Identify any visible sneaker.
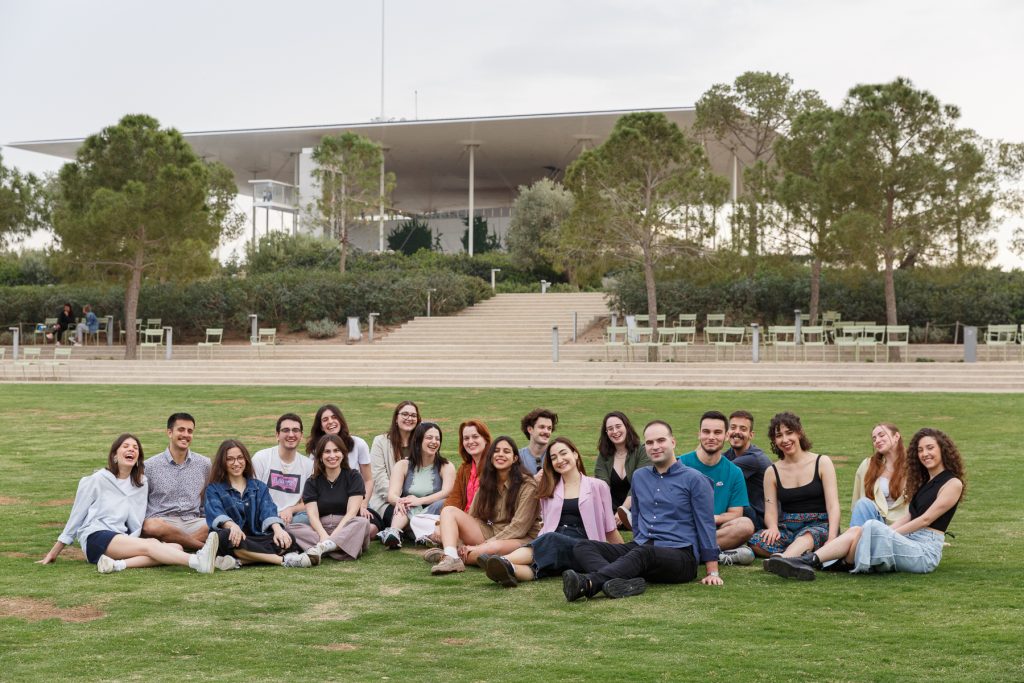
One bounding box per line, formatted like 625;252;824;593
718;546;756;566
215;555;241;571
423;547;445;564
282;552;313;568
475;552;494;568
377;528;402;550
602;577;647;599
615;506;632;531
562;569;592;602
307;539;337;562
415;535;439;548
484;555;519;587
96;554;117;574
194;532;219;574
764;555;816;581
431;554;466;574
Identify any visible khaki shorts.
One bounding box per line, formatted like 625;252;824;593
148;516;209;535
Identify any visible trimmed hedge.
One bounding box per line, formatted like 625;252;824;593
0;269;492;341
608;266;1024;328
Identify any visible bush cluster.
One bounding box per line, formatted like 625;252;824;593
304;318;339;339
0;269;491;341
608;265;1024;329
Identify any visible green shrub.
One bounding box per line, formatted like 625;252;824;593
305;318;339;339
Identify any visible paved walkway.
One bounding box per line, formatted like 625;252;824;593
3;293;1022;392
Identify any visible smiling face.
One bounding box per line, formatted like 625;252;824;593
490;439;518;472
604;416;627;447
698;417;727;456
319;409;341;436
728;416;753;453
225;447;247;478
116;438;141;471
548;441;581;475
773;425;802;459
320;441;344;471
421;427;441;458
396;404;419;433
528;417;554;447
644;423;677;468
462;426;485;458
167;419;194;453
277;419;303;451
915;435;943;473
872;425;899;456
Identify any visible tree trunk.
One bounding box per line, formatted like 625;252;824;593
123;245;144;360
883;249;900;361
339;178;348;274
809;255;821;325
643;250;659;361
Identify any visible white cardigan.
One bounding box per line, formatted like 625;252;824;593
57;469;148;549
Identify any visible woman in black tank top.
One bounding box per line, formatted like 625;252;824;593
765;427;966;581
749;412;841;559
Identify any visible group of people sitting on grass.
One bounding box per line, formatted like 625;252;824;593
39;402;967;602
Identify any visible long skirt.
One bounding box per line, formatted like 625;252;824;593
747;512;830;555
288;515;372;561
851;519;944;574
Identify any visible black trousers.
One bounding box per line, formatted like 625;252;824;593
572;540;698;591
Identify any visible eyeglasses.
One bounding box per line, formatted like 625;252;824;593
398;412;418;419
225;456;246;464
279;428;302;434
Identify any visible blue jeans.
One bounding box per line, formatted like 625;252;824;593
291;511;310;525
850;497;884;527
852;520;944;574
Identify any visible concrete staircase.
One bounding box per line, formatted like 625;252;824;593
3;292;1023;392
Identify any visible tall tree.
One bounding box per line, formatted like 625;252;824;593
775;105;846;322
52;114;241;359
694;71;823;259
311;132;394;273
825;78;961;329
506;178;574;276
564;112;728;357
0;151;49;249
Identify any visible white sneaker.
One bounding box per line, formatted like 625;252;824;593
96;554;117;574
282;552;313;568
214;555;241;571
307;539;337;561
194;532;219;574
719;546;756;566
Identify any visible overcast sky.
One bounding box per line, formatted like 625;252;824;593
2;0;1022;265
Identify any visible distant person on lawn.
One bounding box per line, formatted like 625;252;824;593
38;433;218;574
142;412;212;551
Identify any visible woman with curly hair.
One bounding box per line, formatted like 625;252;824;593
765;427;966;580
307;404;376;532
748;412;840;559
429;436;540;574
593;411;650;528
849;423;908;527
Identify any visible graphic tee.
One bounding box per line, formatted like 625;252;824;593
252;446;314;513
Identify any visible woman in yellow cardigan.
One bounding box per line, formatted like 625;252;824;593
849;423;908;527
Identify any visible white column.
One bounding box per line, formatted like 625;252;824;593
468;143;476;256
378;152;386;252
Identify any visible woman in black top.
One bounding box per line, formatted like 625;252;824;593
290;434;372;562
766;427;966;580
592;411;651;528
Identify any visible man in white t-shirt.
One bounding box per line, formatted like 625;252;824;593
252;413;313;525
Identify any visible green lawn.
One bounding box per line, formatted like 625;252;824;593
1;385;1021;682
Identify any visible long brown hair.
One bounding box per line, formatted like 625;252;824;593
458;419;492;465
306;404;354;455
473;436;524;523
597;411;640;460
905;428;967;502
311;433;351;479
387;400;421;462
209;439;254;484
865;423;906;500
537;436;587;499
107;434;145;487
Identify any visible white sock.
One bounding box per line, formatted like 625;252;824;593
188;554;200;570
113;559;127;572
444;546;459;560
321;539;337;552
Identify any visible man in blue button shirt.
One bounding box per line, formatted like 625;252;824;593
563;420;721;601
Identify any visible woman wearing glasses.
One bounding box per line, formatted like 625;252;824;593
369;401;421;532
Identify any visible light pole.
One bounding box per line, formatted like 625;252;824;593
490;268;501;290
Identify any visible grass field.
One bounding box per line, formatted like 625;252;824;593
1;385;1022;682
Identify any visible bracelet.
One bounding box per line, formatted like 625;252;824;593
708;570;720;577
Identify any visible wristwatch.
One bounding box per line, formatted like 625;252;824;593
708;570;720;577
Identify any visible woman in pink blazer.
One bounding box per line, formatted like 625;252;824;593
480;436;623;587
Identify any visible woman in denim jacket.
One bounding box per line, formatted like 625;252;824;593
204;440;316;569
